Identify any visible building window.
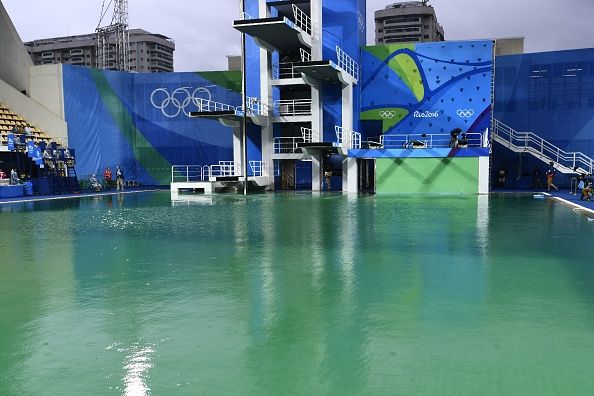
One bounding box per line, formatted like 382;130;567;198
424;35;429;39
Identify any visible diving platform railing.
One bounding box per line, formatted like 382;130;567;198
292;4;312;37
335;126;362;150
492;119;594;174
272;127;320;154
377;132;484;149
301;126;319;143
171;161;268;183
194;98;235;113
336;46;359;83
273;137;304;154
274;99;312;116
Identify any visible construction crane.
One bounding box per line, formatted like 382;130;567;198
96;0;130;71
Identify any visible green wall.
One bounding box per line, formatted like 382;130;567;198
376;158;479;194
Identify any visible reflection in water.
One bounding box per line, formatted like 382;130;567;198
123;345;154;396
476;194;490;257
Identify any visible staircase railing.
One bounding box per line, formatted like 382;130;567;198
493;119;594;174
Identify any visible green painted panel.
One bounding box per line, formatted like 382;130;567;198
376;157;479;194
389;53;424;102
361;107;409;132
90;69;172;184
196;71;242;92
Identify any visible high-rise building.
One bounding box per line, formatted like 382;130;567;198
375;1;444;44
23;29;175;73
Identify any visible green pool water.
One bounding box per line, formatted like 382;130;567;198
1;192;594;395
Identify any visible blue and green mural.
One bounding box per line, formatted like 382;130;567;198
63;65;241;185
360;40;494;138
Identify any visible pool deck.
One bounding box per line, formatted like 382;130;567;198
0;187;164;205
493;188;594;214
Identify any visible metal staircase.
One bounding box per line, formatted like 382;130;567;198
492;119;594;174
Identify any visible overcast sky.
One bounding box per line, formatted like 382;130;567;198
3;0;594;72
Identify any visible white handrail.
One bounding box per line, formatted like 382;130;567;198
274;99;312;116
273;137;304;153
171;165;209;183
300;127;319;142
292;4;312;36
335;126;361;150
300;48;312;63
336;46;359;83
249;161;267;177
380;132;483;149
273;62;301;79
245;97;270;117
193;98;235;113
238;10;254;20
493;119;594;174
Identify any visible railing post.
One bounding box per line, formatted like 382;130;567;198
186;166;189;182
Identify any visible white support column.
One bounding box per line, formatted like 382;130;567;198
310;0;324;192
341;82;356;193
312;153;322;192
233;127;243;170
310;0;323;60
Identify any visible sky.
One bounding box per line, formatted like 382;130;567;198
3;0;594;72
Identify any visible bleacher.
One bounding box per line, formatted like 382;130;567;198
0;102;82;198
0;102;52;146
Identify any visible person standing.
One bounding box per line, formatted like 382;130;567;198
324;170;332;191
116;166;125;191
103;167;112;188
10;169;19;185
532;166;543;189
545;161;558;191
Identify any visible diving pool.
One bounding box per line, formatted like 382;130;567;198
1;192;593;395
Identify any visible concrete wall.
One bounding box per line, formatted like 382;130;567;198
495;38;524;56
29;65;65;120
0;77;68;143
0;0;33;92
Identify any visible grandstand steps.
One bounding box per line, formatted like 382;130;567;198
0;102;53;146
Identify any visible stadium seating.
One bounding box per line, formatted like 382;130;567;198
0;102;52;145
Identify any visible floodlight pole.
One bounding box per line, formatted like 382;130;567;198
240;0;249;196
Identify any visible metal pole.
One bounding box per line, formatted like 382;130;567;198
240;0;249;195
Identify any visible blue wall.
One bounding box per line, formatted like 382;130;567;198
493;47;594;188
360;40;494;140
323;0;366;135
63;65;240;184
495;48;594;154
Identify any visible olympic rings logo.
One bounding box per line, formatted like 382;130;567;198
150;87;212;118
379;110;397;119
457;109;475;119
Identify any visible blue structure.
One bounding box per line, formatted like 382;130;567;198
63;65;240;185
493;48;594;188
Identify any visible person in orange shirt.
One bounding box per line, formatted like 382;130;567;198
103;167;112;188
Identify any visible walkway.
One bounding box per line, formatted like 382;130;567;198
0;187;164;205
